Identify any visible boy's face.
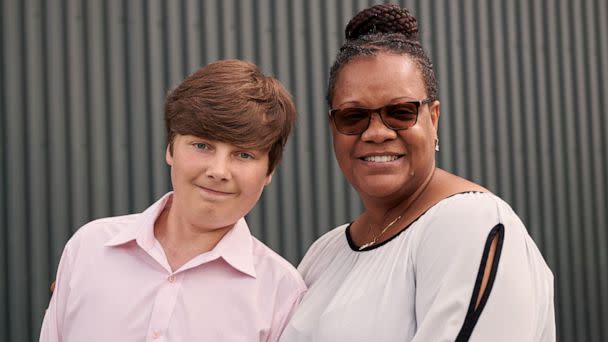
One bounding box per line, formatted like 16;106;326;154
166;134;272;231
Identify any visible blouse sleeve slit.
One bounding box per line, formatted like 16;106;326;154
455;223;505;342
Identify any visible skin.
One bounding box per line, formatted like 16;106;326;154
155;134;272;271
330;51;495;307
330;52;441;239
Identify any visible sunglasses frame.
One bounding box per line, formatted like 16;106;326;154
329;98;434;135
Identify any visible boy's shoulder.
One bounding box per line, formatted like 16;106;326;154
72;213;140;240
65;213;142;254
250;236;306;291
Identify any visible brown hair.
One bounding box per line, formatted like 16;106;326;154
164;59;296;174
327;3;438;106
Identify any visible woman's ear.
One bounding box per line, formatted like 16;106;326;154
430;100;440;131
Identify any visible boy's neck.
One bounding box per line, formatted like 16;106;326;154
153;206;234;272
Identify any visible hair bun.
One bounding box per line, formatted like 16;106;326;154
345;3;418;41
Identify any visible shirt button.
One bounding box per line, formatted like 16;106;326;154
168;275;176;283
152;330;161;339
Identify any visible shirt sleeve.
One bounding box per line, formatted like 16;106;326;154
39;242;73;342
410;194;555;342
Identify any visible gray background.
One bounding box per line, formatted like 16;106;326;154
1;0;607;341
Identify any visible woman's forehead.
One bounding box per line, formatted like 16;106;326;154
333;53;426;106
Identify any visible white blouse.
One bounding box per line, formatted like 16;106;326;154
280;192;555;342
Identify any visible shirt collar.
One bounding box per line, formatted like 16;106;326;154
105;192;257;278
105;192;173;250
213;218;257;278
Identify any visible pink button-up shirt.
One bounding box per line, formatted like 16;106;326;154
40;193;306;342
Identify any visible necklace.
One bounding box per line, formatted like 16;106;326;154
357;168;437;250
358;214;403;250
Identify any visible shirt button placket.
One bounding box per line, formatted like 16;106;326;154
147;273;182;342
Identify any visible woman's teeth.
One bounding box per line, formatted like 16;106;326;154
363;155;400;163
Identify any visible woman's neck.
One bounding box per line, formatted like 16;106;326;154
361;166;437;229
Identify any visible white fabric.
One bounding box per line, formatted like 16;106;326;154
280;192;555;342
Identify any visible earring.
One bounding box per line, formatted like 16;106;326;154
434;137;440;152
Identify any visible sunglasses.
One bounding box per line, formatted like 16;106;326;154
329;98;433;135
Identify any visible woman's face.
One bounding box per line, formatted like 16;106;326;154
330;53;440;204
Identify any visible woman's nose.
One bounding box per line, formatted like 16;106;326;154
360;112;397;143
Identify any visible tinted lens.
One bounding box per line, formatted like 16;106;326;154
382;102;419;129
332;107;371;134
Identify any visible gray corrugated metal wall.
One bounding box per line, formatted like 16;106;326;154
1;0;606;341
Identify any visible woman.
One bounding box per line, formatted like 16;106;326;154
280;4;554;342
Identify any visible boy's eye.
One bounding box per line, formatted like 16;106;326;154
238;152;254;159
193;143;209;150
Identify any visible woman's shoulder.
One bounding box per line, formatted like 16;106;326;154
422;169;514;230
418;191;517;241
297;224;350;285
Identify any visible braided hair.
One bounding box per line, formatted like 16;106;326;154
327;3;438;106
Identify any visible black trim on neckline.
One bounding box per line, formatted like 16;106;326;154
455;223;505;341
345;191;486;252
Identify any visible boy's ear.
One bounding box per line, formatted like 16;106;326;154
166;144;173;165
264;172;273;186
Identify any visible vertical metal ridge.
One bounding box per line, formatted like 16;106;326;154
516;0;538;238
507;0;526;223
558;0;587;339
86;0;110;217
530;0;555;271
4;0;29;339
325;1;348;228
490;2;510;201
147;0;170;200
544;1;571;339
592;0;608;339
571;1;600;337
446;1;466;178
502;0;519;207
40;0;52;287
475;1;496;191
178;0;188;72
66;0;91;227
142;0;155;206
1;0;9;339
462;0;482;184
82;0;93;217
306;0;331;249
20;1;33;335
24;0;48;334
290;0;315;260
432;1;451;172
121;0;134;213
107;0;129;215
126;0;150;212
0;1;8;340
46;0;69;264
102;0;115;218
202;0;219;63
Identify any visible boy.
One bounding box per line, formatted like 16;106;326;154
40;60;305;341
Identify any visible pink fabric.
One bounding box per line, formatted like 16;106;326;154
40;193;306;342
